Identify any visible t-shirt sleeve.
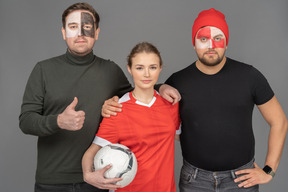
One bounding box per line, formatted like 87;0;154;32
249;66;274;105
170;102;181;135
164;75;181;134
95;116;120;146
154;73;175;92
165;73;176;87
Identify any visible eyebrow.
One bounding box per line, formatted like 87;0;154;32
213;34;224;38
134;64;158;67
198;35;210;38
68;22;78;25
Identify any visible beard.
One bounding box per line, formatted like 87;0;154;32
198;50;225;66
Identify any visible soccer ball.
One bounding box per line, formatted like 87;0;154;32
94;143;138;188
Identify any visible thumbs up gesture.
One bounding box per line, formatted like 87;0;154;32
57;97;86;131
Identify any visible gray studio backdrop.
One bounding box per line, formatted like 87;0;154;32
0;0;287;191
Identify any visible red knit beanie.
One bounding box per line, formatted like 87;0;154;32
192;8;229;46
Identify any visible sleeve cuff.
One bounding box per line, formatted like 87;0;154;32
93;136;112;147
47;114;61;132
176;124;182;135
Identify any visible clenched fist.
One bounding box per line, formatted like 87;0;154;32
57;97;85;131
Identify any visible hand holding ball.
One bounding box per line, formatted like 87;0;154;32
94;144;137;188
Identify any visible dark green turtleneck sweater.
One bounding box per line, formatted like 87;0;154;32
19;50;132;184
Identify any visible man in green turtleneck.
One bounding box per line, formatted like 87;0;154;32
19;2;132;192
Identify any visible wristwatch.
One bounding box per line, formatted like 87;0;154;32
263;165;275;177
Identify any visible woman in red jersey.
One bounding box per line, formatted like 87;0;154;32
82;42;180;192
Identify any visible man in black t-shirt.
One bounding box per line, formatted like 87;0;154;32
160;8;287;192
103;8;287;192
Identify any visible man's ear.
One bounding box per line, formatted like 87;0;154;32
94;28;100;40
61;27;66;40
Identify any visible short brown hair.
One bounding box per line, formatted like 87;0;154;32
127;42;163;68
62;2;100;29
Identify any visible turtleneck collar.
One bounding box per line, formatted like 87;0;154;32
65;49;95;65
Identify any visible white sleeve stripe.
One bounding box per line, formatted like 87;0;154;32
176;123;182;135
119;92;130;104
93;136;112;147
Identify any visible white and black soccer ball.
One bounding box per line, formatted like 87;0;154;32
94;143;138;188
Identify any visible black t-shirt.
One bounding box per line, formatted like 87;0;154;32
166;57;274;171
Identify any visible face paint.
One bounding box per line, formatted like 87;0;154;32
65;11;95;38
195;27;225;49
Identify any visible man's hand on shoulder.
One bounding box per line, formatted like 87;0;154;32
159;84;181;105
101;96;122;118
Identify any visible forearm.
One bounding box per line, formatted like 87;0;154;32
19;112;60;137
234;122;287;187
82;144;102;176
82;144;122;189
234;97;287;187
257;96;288;172
265;120;288;171
19;63;61;136
82;151;95;174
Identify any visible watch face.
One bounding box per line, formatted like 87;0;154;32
263;165;272;173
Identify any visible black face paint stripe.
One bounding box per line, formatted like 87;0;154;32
81;12;95;38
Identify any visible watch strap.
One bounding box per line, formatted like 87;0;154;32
263;165;275;177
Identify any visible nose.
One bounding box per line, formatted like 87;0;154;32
144;68;150;77
77;29;83;37
208;39;213;49
77;26;84;37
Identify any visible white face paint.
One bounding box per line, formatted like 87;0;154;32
195;27;225;49
65;11;95;38
66;12;81;38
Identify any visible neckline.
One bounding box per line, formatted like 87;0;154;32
193;57;229;77
129;90;158;107
65;49;95;65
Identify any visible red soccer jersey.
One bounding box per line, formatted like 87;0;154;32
94;91;180;192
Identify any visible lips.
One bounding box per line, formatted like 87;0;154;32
204;51;218;56
75;38;87;43
142;80;152;84
205;51;217;54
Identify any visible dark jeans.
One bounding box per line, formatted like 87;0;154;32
179;159;259;192
35;182;108;192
